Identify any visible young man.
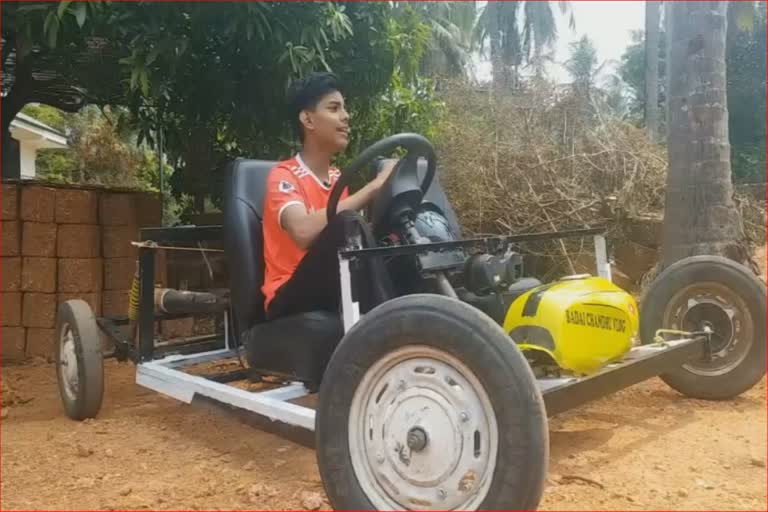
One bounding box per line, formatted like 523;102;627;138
261;72;395;319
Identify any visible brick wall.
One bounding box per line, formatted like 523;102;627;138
1;181;164;364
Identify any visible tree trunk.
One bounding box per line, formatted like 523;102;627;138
1;44;31;180
488;3;504;91
663;0;672;139
645;1;661;142
661;1;750;268
182;126;216;214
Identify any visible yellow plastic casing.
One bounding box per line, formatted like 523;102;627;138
502;275;639;375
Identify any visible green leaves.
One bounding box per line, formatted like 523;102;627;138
44;11;59;48
325;2;353;41
4;1;446;211
57;1;73;19
73;3;87;28
729;1;759;33
121;49;151;96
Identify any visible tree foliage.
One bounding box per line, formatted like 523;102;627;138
117;2;443;211
726;3;766;183
20;103;69;132
564;35;600;97
26;104;166;189
474;1;573;88
392;2;477;78
618;29;666;123
3;2;446;217
1;1;123;133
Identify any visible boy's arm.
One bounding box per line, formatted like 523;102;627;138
282;162;395;251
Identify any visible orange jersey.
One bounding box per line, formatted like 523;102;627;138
262;155;348;310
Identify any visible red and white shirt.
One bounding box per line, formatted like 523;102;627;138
261;155;348;310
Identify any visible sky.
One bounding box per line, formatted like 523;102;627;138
474;1;646;83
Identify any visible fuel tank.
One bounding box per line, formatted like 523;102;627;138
503;275;639;375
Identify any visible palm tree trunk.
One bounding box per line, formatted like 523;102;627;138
661;1;749;268
663;0;672;139
644;1;661;142
488;3;503;90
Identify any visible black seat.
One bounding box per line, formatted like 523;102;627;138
223;158;343;390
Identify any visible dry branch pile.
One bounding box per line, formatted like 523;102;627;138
434;80;764;282
735;183;767;247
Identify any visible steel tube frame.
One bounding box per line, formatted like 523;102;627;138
138;246;156;361
131;225;703;439
134;337;709;432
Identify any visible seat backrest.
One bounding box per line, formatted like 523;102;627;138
223;158;277;333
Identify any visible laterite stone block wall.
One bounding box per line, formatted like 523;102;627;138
1;180;164;364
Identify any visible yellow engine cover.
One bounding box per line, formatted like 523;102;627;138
503;275;639;375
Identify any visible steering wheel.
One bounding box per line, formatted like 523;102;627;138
326;133;437;223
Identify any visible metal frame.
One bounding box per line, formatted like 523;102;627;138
136;347;315;431
133;319;709;432
123;224;318;430
123;224;711;436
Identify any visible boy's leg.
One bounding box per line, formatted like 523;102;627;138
266;210;384;319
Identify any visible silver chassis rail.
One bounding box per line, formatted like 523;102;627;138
134;232;704;433
136;348;315;430
135;336;704;434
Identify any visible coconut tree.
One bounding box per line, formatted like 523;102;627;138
392;1;478;77
563;35;602;100
474;1;573;89
645;1;661;142
661;1;749;267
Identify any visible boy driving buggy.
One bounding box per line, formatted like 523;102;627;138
262;72;395;320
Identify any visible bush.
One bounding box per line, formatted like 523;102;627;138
433;79;765;280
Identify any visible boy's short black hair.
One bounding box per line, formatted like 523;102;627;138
287;71;343;140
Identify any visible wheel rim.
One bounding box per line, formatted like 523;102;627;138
348;345;498;510
662;282;754;376
59;323;79;401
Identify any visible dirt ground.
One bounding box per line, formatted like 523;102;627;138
1;360;765;511
1;248;766;511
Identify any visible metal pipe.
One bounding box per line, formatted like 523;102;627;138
435;272;458;299
154;333;221;348
157;119;165;226
138;246;156;362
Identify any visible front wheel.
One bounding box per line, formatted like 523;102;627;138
639;255;766;400
315;294;549;510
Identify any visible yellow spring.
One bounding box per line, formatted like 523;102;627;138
127;269;141;321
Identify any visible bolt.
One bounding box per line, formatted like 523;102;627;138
376;453;385;464
397;380;406;391
459;412;469;423
437;489;447;500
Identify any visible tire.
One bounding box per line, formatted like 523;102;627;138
639;255;766;400
316;294;548;511
55;299;104;420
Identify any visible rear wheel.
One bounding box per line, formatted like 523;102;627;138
640;255;766;400
316;294;549;510
55;300;104;420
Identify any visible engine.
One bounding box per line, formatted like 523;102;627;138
464;251;524;295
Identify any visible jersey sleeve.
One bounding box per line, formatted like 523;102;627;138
265;167;305;230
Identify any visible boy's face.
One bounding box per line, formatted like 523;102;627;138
300;90;350;153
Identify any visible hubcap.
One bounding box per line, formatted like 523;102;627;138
348;345;498;510
663;282;753;376
59;324;79;400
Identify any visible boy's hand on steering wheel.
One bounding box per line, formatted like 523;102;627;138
372;159;397;191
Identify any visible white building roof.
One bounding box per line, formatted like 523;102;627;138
10;112;68;149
